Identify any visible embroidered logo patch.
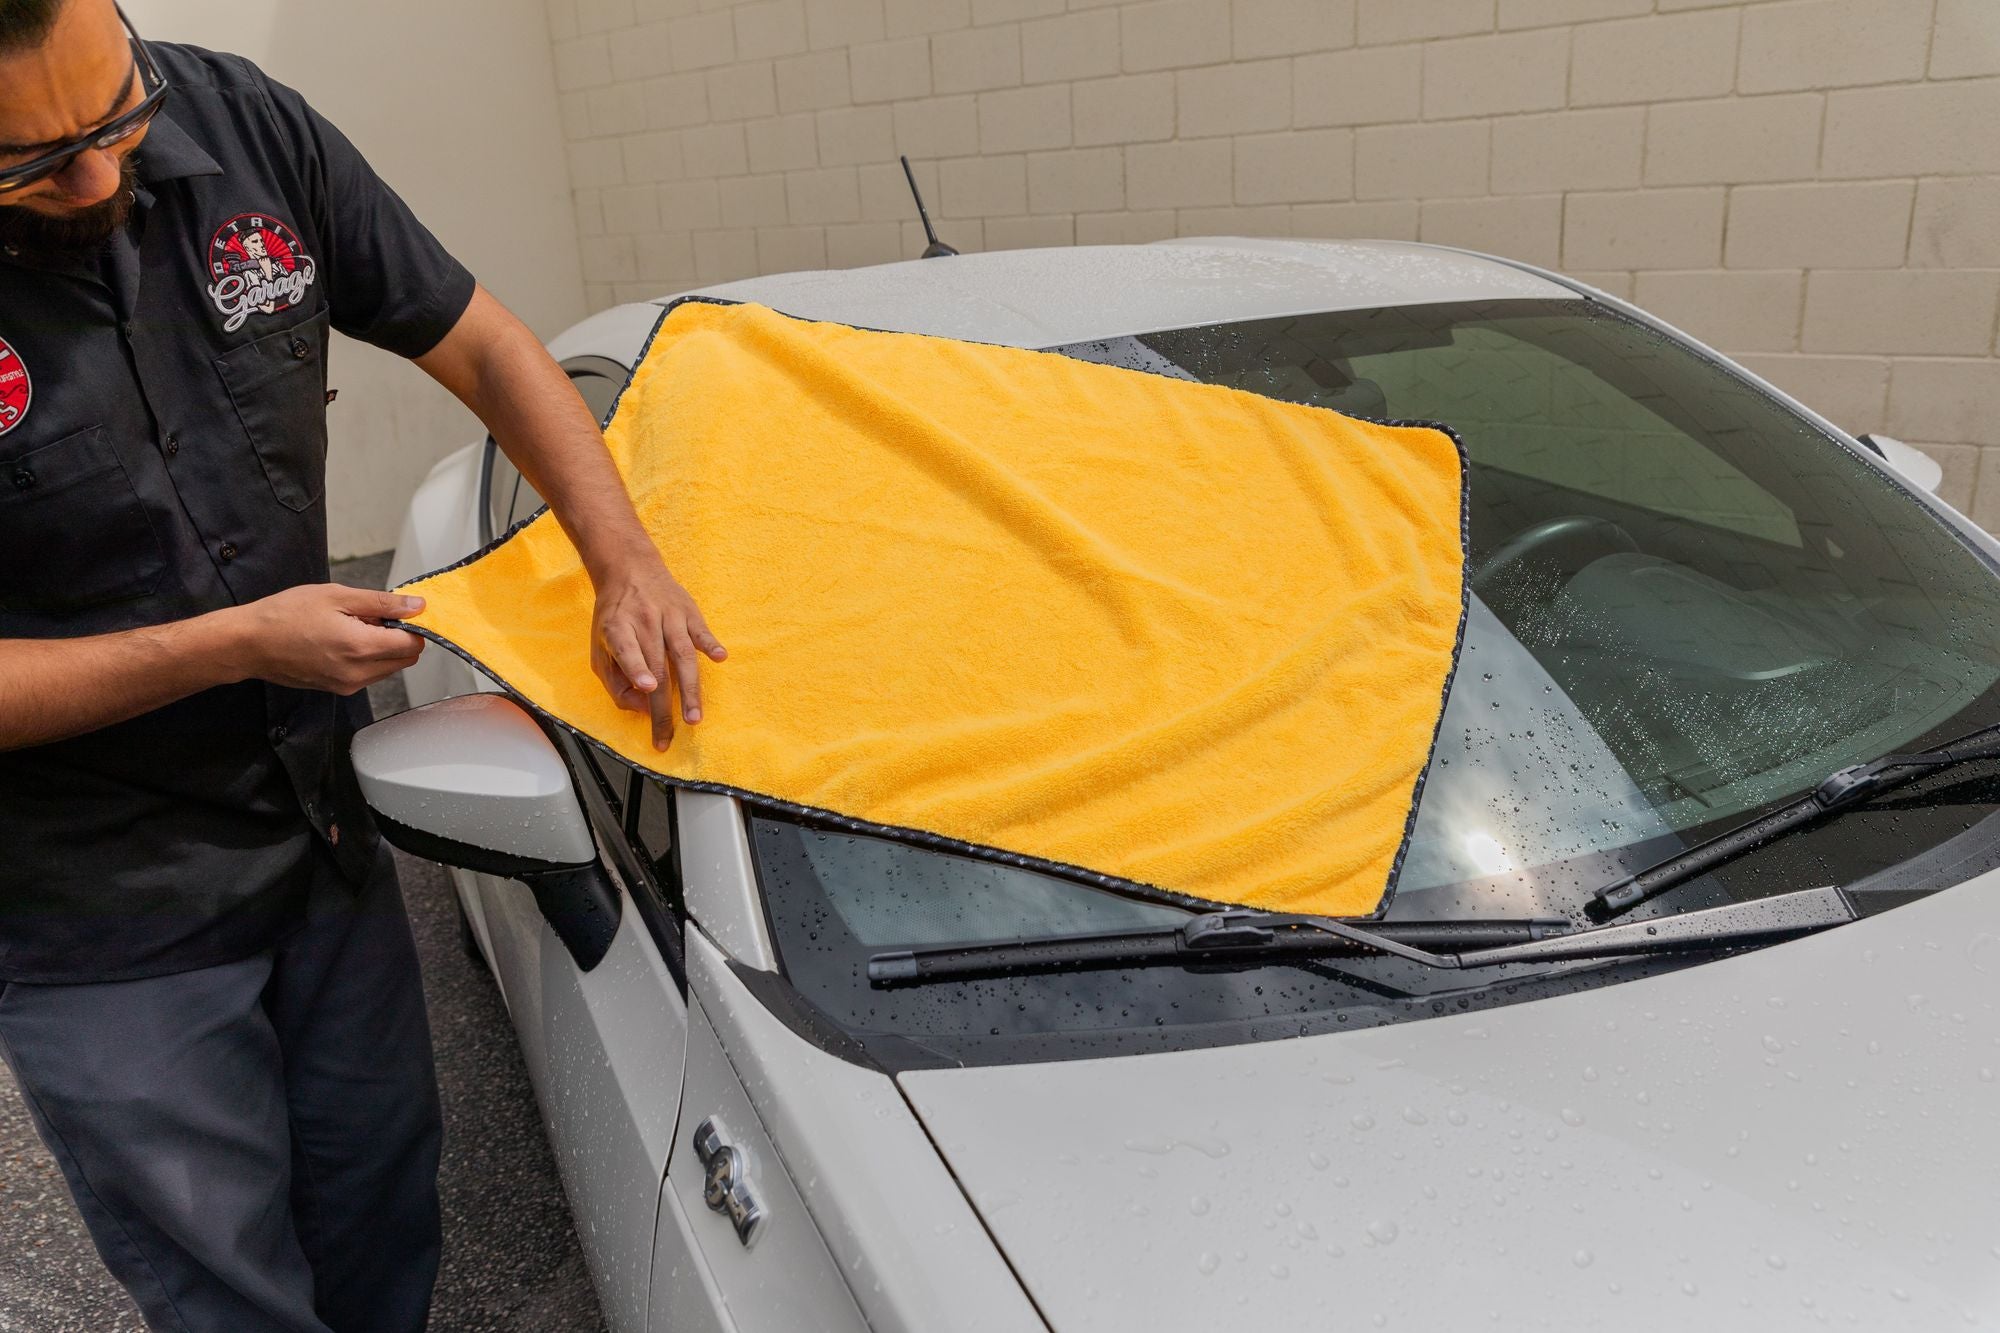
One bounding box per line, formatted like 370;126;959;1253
0;335;29;438
206;213;317;334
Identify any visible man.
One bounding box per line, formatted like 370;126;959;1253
0;1;724;1327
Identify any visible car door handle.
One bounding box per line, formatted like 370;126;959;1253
692;1117;764;1246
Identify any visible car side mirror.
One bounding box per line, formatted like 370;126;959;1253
351;693;621;970
1856;433;1943;494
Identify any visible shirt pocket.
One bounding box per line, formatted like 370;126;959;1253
214;310;331;513
0;426;167;615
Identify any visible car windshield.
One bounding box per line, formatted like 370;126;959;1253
750;297;2000;1067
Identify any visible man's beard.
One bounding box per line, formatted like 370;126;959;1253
0;157;138;262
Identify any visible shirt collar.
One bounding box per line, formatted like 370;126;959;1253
134;108;223;185
0;113;215;274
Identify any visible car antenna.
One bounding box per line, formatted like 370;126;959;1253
900;155;958;259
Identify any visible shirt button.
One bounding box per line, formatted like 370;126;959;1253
290;338;311;361
327;823;341;847
163;434;179;457
270;725;288;744
9;468;32;490
122;321;135;340
219;541;239;562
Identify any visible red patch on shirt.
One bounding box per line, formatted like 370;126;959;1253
0;335;30;438
205;213;318;334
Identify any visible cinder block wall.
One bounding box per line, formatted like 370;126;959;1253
546;0;2000;519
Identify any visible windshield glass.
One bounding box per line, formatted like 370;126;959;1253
750;297;2000;1066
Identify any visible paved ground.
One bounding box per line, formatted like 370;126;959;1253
0;555;608;1331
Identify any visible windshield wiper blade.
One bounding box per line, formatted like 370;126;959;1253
866;886;1857;986
1587;719;2000;922
866;914;1567;986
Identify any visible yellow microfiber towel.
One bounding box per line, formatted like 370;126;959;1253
401;299;1468;918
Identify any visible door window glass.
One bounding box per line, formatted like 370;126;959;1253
631;779;674;879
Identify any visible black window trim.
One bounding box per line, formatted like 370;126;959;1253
552;729;689;990
623;769;693;933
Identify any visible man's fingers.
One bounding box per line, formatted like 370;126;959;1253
668;631;704;724
354;625;426;661
603;623;658;693
688;614;728;661
622;619;673;749
337;648;424;695
335;586;425;621
648;673;675;750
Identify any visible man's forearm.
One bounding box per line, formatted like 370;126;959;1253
0;582;431;752
0;611;249;752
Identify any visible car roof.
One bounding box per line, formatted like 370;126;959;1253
546;238;1580;366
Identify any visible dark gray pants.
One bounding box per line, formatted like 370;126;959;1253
0;846;441;1332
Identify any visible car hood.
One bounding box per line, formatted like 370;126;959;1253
897;871;2000;1331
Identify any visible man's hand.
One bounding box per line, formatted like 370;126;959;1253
590;554;727;750
230;584;427;694
0;585;425;752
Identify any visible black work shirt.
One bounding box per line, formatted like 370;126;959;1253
0;44;475;982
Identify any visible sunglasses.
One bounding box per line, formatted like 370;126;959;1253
0;7;169;194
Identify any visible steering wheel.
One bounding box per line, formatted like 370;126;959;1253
1470;515;1641;595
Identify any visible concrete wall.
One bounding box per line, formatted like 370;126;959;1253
127;0;589;557
543;0;2000;520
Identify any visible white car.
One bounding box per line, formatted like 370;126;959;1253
358;240;2000;1332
